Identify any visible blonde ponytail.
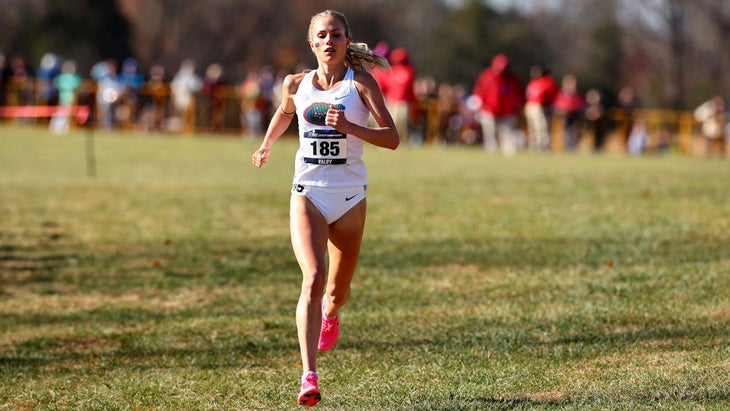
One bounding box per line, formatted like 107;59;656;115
346;42;391;72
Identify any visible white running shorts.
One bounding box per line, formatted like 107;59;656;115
292;184;366;224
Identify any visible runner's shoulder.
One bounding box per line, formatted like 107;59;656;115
283;70;312;95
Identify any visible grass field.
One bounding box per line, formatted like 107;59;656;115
1;124;729;410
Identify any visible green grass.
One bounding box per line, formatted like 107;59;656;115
1;124;729;410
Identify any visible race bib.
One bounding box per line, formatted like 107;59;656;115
303;130;347;165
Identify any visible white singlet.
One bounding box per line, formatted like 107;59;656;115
292;69;370;187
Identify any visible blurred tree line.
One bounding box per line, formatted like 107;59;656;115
2;0;730;109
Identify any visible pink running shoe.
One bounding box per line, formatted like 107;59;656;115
297;371;321;406
318;298;340;351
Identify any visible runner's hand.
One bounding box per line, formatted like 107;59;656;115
252;147;270;168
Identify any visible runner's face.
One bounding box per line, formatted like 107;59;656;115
309;15;350;64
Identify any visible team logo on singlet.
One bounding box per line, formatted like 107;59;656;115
304;102;345;126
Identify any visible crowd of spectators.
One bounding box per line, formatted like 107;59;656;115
0;50;728;156
412;54;728;157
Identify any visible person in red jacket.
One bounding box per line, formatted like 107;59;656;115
378;47;417;143
472;54;523;155
552;74;585;151
524;65;558;152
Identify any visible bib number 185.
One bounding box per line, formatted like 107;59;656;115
303;130;347;165
310;140;340;157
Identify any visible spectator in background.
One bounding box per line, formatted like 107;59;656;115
627;117;649;156
36;52;62;106
448;84;474;145
524;65;558;152
257;66;276;125
202;63;225;130
9;55;33;110
170;59;202;133
472;54;523;155
693;96;726;156
139;64;168;131
584;88;608;152
117;58;145;128
0;54;10;106
91;59;121;130
370;42;391;128
412;75;437;143
617;85;640;144
240;67;265;137
436;82;460;144
371;41;390;87
461;92;484;145
553;74;584;151
50;59;81;134
378;47;417;144
270;68;288;123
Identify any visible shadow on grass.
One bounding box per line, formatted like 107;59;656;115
0;242;78;288
0;317;297;371
0;236;297;292
344;318;729;359
2;224;728;398
473;395;571;408
410;393;572;409
362;232;730;270
426;389;730;409
3;222;727;292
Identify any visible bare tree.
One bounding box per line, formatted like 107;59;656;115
623;0;730;108
7;0;730;110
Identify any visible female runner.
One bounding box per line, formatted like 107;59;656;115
251;9;399;406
